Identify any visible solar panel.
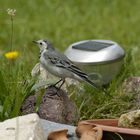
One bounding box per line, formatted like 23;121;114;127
72;41;113;51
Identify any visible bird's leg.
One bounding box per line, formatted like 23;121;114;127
49;79;63;88
48;79;65;97
57;79;65;91
54;79;65;96
53;79;63;87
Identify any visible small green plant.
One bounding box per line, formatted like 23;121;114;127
0;68;34;121
0;9;34;121
7;8;16;51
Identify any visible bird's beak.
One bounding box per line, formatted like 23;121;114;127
32;40;38;44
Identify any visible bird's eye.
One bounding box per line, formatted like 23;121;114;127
40;42;43;45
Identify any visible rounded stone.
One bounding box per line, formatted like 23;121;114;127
21;86;79;125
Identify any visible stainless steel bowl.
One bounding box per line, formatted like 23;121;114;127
65;40;125;85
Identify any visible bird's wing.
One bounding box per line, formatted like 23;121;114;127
47;54;101;89
44;51;102;90
46;51;88;78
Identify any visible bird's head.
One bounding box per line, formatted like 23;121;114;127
33;39;53;52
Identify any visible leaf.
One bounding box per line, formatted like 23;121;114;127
0;70;9;101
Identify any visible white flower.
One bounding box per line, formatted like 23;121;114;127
7;8;16;16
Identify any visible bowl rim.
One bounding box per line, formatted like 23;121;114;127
79;119;140;135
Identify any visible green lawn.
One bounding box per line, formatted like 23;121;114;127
0;0;140;121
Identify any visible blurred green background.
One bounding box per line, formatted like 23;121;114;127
0;0;140;120
1;0;140;71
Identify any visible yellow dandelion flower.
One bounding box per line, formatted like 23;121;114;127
5;51;19;60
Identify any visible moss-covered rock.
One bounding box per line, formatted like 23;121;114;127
118;110;140;129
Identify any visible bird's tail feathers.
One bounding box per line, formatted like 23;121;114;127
83;77;108;94
83;77;100;90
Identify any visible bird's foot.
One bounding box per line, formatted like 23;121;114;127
47;85;61;97
46;79;65;97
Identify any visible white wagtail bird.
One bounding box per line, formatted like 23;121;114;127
33;39;105;92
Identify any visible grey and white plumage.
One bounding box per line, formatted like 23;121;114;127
33;39;101;90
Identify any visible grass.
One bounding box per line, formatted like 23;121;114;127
0;58;34;120
0;0;140;121
71;50;136;120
